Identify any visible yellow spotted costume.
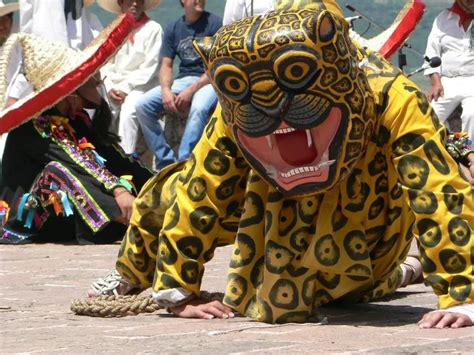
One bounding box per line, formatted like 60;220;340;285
115;0;474;323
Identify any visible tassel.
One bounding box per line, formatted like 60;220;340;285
24;209;35;229
92;151;107;166
48;192;63;216
78;137;95;150
0;200;9;226
119;175;136;194
17;193;30;222
58;191;74;217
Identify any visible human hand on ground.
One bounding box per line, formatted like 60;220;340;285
162;89;178;113
113;187;135;224
169;298;235;320
175;87;194;114
418;311;473;329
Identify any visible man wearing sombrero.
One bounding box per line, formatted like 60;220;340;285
0;15;152;244
99;0;163;157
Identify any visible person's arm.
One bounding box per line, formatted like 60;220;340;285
386;77;473;328
159;56;178;113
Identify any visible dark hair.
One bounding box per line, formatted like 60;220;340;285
6;13;13;20
180;0;184;7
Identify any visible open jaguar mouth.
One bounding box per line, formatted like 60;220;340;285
236;106;342;192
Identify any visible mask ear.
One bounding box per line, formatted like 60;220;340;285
318;11;336;41
193;36;214;66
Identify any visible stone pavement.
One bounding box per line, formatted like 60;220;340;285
0;243;472;354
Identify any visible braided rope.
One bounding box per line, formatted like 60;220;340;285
71;291;225;318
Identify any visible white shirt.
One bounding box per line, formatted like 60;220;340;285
424;10;474;77
19;0;103;50
101;19;163;94
223;0;275;25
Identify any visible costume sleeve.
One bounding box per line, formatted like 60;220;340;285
116;24;163;94
33;117;130;192
386;75;474;309
424;14;442;76
153;105;250;298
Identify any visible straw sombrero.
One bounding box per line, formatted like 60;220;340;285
97;0;161;14
0;1;19;17
0;13;136;134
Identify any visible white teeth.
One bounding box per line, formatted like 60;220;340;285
274;127;296;134
278;147;335;179
306;129;312;147
266;135;273;149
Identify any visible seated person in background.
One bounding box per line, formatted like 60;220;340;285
223;0;274;25
98;0;163;156
0;27;152;244
136;0;222;170
425;0;474;136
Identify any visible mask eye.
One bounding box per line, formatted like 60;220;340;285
214;64;249;101
274;50;319;91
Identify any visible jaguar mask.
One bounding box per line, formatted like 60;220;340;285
194;5;377;196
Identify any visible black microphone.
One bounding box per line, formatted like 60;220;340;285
406;56;441;77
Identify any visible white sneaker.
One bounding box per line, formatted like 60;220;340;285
87;269;140;297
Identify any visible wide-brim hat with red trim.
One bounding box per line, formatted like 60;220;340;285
0;1;19;17
97;0;161;14
0;13;136;134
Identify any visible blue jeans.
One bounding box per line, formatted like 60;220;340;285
136;76;217;170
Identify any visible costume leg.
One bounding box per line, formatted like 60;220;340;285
118;91;143;155
136;86;176;170
178;84;218;161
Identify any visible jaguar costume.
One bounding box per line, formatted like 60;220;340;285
103;1;473;323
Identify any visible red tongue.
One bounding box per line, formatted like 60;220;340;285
274;129;319;166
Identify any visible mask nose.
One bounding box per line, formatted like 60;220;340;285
251;80;291;120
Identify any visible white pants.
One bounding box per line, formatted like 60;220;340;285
109;90;144;155
431;75;474;137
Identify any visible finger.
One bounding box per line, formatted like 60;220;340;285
418;312;444;328
450;315;472;328
191;308;215;320
209;300;234;316
435;313;457;329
